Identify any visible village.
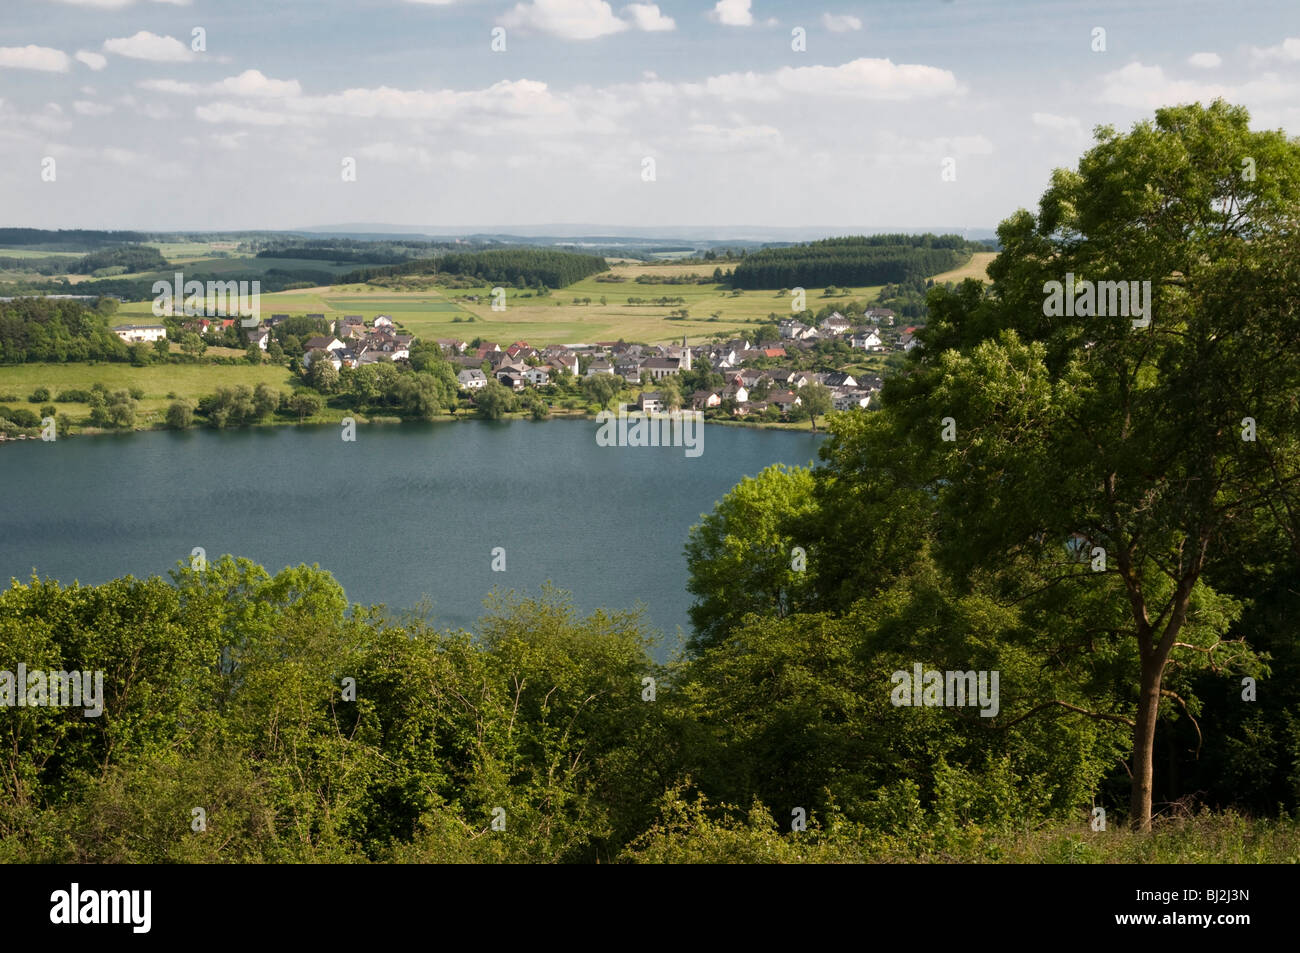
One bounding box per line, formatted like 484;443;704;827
109;304;924;422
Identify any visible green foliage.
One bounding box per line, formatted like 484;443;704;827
730;235;980;290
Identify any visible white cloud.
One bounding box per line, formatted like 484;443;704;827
624;3;675;31
1031;111;1082;133
1187;52;1221;69
401;0;459;5
217;70;302;98
104;31;195;63
500;0;630;39
75;50;108;71
48;0;189;6
687;57;960;102
821;13;862;32
73;100;115;116
0;45;71;72
710;0;753;27
1250;37;1300;62
195;103;310;126
1097;63;1230;109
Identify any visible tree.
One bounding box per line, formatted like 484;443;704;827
474;380;517;420
581;373;621;410
179;332;206;359
153;337;171;361
657;377;683;411
288;391;323;421
799;382;832;431
245;342;263;365
684;464;819;652
165;401;193;429
871;101;1300;831
267;340;285;364
252;384;278;422
307;352;339;393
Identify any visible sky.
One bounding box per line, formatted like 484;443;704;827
0;0;1297;233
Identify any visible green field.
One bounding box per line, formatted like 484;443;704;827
48;250;984;350
0;363;295;426
137;265;882;347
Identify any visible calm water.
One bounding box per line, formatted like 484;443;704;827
0;420;824;657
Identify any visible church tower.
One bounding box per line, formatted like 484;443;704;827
681;335;691;371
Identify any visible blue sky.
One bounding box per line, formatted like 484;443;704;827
1;0;1297;232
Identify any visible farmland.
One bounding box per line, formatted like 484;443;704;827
109;255;901;346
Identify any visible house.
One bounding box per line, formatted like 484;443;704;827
457;368;488;390
691;389;722;410
268;314;289;326
392;334;415;360
865;308;896;324
113;324;167;343
373;315;394;328
778;319;806;340
832;388;872;411
305;313;325;323
787;371;813;389
496;370;526;392
900;328;922;352
245;326;271;350
549;351;579;376
820;312;851;333
769;389;802;412
637;391;662;414
762;346;786;359
722;383;749;404
303;336;345;353
524;366;550;387
304;348;342;371
821;371;857;388
615;358;643;383
640;357;682;380
586;358;615;377
475;343;501;359
850;329;884;351
436;338;467;355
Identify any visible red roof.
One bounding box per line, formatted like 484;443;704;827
763;347;786;357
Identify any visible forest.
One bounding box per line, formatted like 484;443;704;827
728;234;986;290
342;248;609;289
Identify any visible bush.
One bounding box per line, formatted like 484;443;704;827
29;387;50;403
55;389;92;403
165;401;193;430
40;404;57;419
8;408;40;427
129;387;145;401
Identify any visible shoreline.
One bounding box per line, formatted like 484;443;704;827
0;406;824;444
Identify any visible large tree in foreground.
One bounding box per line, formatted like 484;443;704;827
895;101;1300;830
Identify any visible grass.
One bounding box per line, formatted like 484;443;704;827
0;362;295;426
930;250;997;284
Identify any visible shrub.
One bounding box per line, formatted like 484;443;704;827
29;387;50;403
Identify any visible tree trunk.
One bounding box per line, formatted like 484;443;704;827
1129;655;1164;831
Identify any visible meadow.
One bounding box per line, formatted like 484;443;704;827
0;363;294;426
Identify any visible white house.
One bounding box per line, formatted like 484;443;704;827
114;324;167;343
851;329;883;350
458;368;488;390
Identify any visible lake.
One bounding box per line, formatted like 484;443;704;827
0;419;825;658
